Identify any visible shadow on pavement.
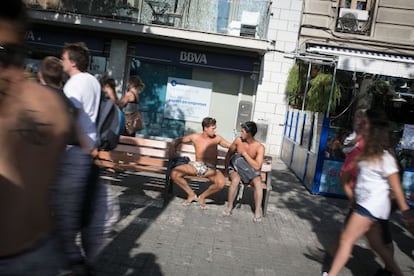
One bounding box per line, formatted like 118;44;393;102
270;164;385;275
95;172;166;275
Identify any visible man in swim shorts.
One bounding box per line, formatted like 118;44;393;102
169;117;231;208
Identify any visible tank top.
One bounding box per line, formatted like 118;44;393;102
123;92;139;114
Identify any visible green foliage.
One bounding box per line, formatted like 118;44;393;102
285;64;301;108
306;73;341;113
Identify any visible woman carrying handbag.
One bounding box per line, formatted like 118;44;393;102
117;75;145;137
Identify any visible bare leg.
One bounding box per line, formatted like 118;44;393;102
328;212;372;276
170;164;198;203
252;176;263;220
224;172;240;215
199;170;226;208
366;223;403;276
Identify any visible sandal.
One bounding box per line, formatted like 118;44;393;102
253;216;262;223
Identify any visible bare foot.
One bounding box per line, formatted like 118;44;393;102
222;207;232;216
198;196;207;209
182;194;198;206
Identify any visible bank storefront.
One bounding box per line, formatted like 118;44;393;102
25;25;264;143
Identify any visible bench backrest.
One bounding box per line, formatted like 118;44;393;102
96;136;170;175
96;135;272;178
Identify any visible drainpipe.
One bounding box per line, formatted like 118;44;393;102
301;61;312;111
326;62;338;118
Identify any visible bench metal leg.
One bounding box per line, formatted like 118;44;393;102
163;174;173;207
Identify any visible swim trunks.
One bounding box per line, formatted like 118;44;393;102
189;161;215;177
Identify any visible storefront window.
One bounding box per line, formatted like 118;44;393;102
129;56;253;141
130;58;192;138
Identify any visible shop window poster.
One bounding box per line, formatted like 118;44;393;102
319;159;345;195
401;124;414;150
402;170;414;207
164;77;212;122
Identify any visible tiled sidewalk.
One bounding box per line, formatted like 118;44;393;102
95;159;414;276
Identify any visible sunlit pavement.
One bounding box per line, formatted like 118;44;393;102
95;159;414;276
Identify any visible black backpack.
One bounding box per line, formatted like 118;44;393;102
95;92;125;151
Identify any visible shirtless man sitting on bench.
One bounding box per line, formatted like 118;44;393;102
169;117;231;208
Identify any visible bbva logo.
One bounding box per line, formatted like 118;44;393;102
179;51;207;64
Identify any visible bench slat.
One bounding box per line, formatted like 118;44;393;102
119;136;170;148
113;144;169;158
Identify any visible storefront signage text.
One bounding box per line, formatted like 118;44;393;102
179;51;207;64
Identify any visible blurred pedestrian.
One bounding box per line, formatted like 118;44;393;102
38;56;85;148
0;1;71;274
54;42;103;275
101;76;118;103
339;109;398;275
324;109;414;276
118;75;145;136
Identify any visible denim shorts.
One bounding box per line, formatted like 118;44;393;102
351;205;392;244
354;204;379;221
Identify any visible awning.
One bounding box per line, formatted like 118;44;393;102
307;45;414;79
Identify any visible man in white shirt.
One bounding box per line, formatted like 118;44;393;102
54;42;103;275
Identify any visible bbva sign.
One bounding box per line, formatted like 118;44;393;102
179;51;207;64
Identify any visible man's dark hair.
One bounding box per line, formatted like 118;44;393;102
62;42;90;72
0;0;28;41
202;117;216;129
241;121;258;136
101;76;116;90
40;56;63;87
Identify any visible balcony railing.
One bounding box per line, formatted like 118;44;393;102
25;0;272;40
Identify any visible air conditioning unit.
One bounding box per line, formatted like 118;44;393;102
339;8;368;21
337;8;369;32
240;11;259;38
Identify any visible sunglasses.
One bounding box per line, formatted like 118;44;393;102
0;44;26;68
241;123;251;133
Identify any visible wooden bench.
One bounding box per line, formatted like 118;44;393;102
95;135;273;216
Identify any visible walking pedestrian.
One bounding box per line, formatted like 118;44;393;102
324;109;414;276
54;42;104;275
0;1;71;274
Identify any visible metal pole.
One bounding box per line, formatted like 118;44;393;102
326;62;337;118
301;61;312;111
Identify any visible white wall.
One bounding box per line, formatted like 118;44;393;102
254;0;303;156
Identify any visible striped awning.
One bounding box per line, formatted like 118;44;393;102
307;45;414;79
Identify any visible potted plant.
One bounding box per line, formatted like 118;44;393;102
285;64;302;109
306;73;341;114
